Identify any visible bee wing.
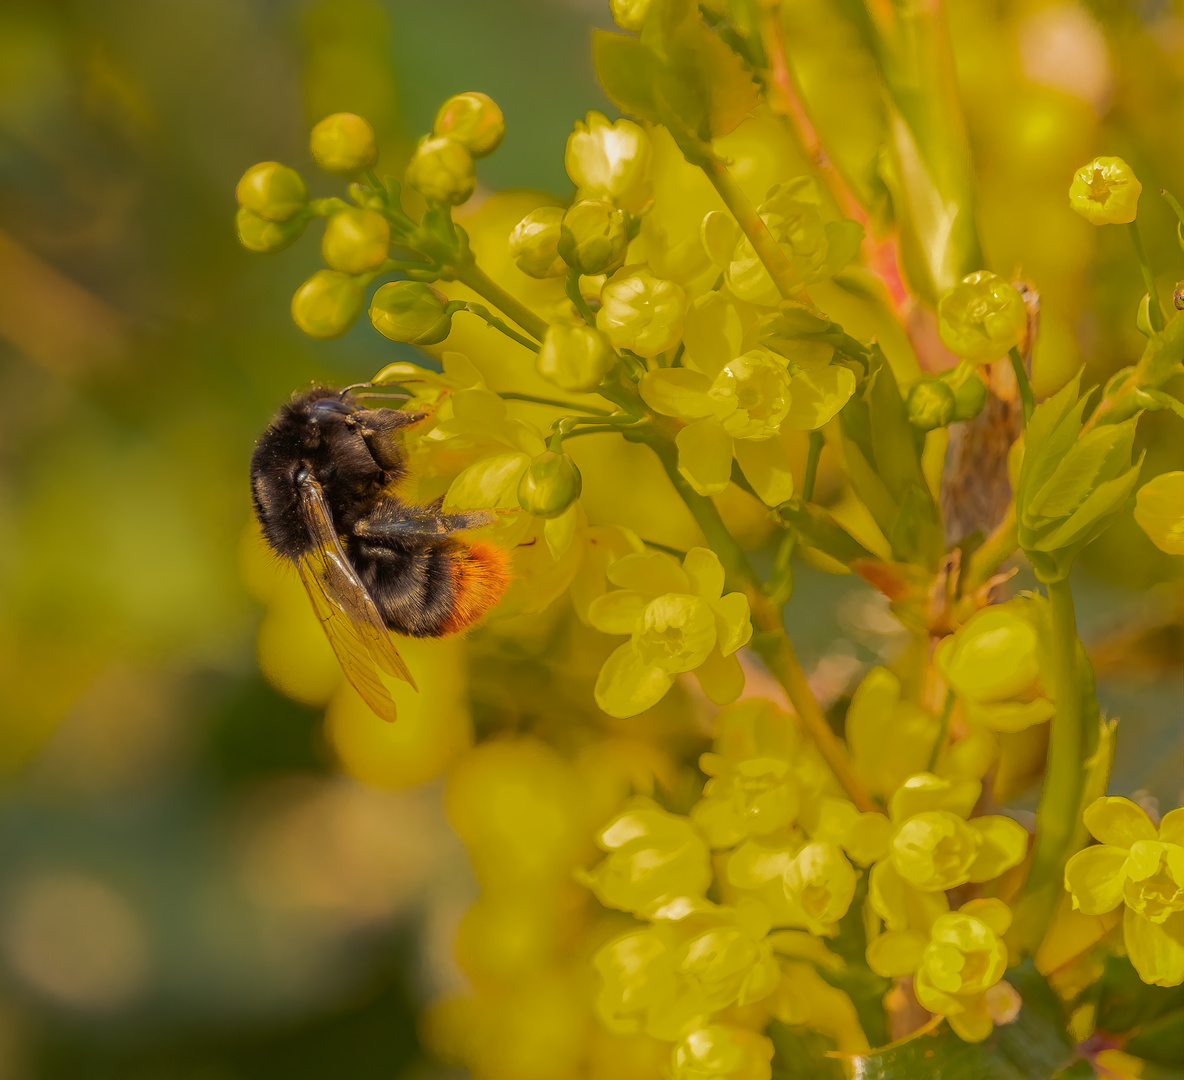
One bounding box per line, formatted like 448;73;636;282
295;475;418;721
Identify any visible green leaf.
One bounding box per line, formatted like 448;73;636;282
1029;454;1143;553
848;962;1071;1080
1017;372;1085;514
1135;311;1184;388
591;30;662;124
822;218;865;277
1024;419;1136;522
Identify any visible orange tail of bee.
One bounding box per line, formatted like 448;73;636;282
440;541;510;635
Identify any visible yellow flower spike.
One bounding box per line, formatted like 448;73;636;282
671;1024;775;1080
580;799;712;914
597;266;688;358
1069;156;1143;225
934;605;1042;703
783;841;857;936
566;111;652;213
913;911;1009;1042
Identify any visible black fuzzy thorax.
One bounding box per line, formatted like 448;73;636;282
250;386;390;560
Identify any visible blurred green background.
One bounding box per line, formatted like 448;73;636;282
0;0;1179;1077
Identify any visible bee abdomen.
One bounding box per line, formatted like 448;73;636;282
354;539;509;638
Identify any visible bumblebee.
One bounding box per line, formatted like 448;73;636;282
250;386;508;720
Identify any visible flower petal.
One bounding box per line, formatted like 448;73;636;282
446;451;529;508
967;816;1030;881
676;417;733;496
1124;906;1184;987
710;592;753;656
1064;845;1129;914
1160;807;1184;847
1084;797;1158;848
587;590;647;635
958;898;1012;937
639;368;717;419
694;647;745;705
866;931;926;977
595;642;674;719
734;436;795;506
783;363;856;431
607;552;690;597
946;996;994;1042
683;547;725;600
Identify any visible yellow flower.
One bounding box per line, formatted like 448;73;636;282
579;799;712;915
1064;798;1184;986
692;755;800;850
670;1024;775;1080
782;841;857;937
1069;156;1142;225
566;111;652;212
597;266;688;358
1134;472;1184;555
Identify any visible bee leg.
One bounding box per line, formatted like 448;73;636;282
351;407;429;472
354;504;499;539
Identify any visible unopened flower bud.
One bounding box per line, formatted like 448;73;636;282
610;0;651;32
433;92;504;158
558;199;630;276
291;270;365;339
935;605;1040;703
509;206;566;278
1069;156;1142;226
517;451;582;518
952;371;988;421
321;207;390;274
937;271;1027;361
369;280;453;345
536;320;617;392
310;112;378;174
236;206;307;254
236;161;308;222
566;111;651;212
907;377;956;431
597;267;687;358
671;1025;774;1080
405;136;475;206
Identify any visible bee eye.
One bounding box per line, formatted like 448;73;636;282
311;397;355;418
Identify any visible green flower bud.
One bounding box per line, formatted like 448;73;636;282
951;371;988;421
907;377;957;431
937;271;1027;361
405;136;475;206
321;207;390;274
369;280;453;345
536;320;617;391
508;206;566;278
309;112;378;174
609;0;650;32
433;92;504;158
1069;156;1142;226
291;270;365;339
557;199;630;276
235;206;306;254
517;451;582;518
236;161;308;223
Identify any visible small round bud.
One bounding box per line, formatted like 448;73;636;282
322;207;390;274
951;371;987;421
557;199;630;276
907;378;956;431
433;92;504;158
517;451;583;518
596;266;687;358
937;270;1027;361
236;161;308;222
508;206;566;278
609;0;651;32
536;321;617;392
405;136;475;206
369;280;453;345
1069;156;1142;226
310;113;378;174
291;270;365;339
236;206;307;254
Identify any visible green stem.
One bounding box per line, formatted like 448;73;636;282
1023;576;1085;942
647;431;875;812
927;689;955;772
499;393;612;415
960;504;1018;600
802;430;824;502
364;169;385;196
458;303;541;353
566;269;597;326
454;262;549;342
1009;346;1035;425
1128;221;1166;333
701;159;808;303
